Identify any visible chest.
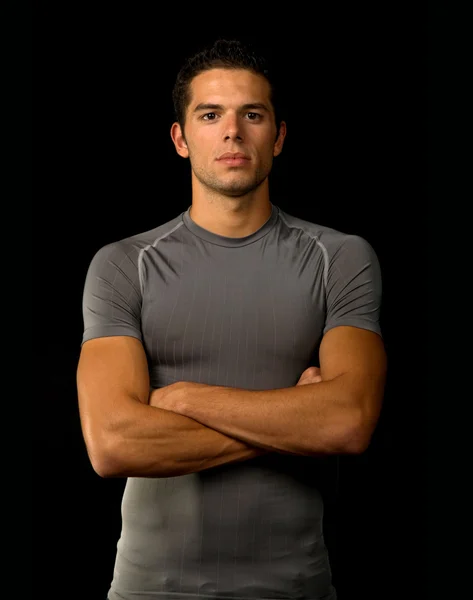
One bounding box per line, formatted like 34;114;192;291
140;245;327;369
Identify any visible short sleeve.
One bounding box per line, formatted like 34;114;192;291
323;234;383;337
80;242;143;347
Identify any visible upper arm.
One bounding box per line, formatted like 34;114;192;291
78;241;147;464
323;234;383;337
319;233;386;450
319;325;387;450
76;335;150;467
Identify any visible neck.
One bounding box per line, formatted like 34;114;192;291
189;186;272;238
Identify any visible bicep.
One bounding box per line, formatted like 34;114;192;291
319;325;387;424
320;325;386;379
76;335;150;453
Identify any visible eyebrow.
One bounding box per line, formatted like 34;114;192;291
193;103;271;113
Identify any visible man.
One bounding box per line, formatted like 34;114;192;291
77;39;387;600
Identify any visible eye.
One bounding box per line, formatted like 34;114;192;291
246;112;262;120
202;112;218;121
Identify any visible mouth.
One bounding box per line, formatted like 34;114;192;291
216;152;251;166
217;152;250;160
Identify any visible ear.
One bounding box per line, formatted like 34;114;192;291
273;121;287;157
170;122;189;158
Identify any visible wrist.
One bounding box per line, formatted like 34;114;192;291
171;381;189;414
174;382;213;417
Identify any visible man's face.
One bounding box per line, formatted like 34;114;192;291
172;68;286;197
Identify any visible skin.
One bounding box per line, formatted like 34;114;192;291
170;68;286;238
148;68;388;457
150;326;387;455
77;67;386;478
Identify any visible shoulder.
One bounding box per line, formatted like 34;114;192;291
276;206;376;259
87;211;187;269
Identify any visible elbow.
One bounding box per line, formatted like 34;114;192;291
85;431;172;479
344;430;372;454
81;413;140;477
343;411;378;454
85;434;125;478
91;454;121;479
303;394;381;456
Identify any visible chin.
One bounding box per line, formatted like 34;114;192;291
217;179;264;197
195;169;266;197
220;187;254;197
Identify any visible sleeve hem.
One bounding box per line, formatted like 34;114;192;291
323;320;382;338
81;326;143;347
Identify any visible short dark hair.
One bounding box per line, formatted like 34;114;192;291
172;39;284;133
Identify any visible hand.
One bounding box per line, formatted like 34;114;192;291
296;366;322;386
149;381;208;414
149;382;183;412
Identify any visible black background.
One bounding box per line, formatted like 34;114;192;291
32;3;427;600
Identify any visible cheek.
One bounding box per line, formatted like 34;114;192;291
188;144;213;168
255;132;276;156
259;141;276;164
191;133;215;158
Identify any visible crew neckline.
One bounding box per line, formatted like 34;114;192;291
182;203;279;248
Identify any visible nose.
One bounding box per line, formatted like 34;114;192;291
223;113;243;142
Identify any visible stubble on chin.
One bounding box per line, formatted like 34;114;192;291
192;165;268;198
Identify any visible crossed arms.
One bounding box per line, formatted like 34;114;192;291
77;325;387;478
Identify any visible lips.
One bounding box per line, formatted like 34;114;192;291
217;152;250;160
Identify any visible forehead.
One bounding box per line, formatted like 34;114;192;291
188;68;272;109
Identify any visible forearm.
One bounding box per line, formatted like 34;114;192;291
99;399;267;478
172;377;360;456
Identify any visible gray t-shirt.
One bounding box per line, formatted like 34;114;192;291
81;203;382;600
